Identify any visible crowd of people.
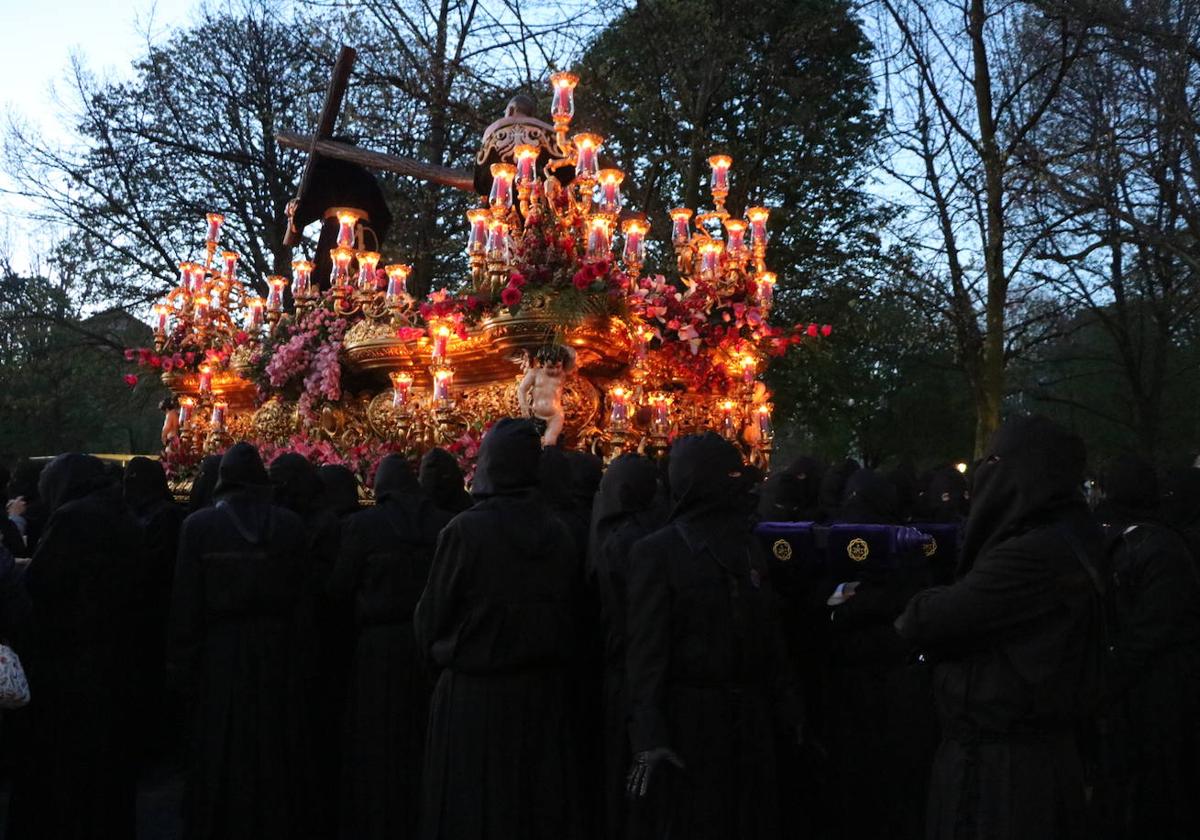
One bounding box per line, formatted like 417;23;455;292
0;413;1197;840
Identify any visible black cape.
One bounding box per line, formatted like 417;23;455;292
331;454;451;840
6;454;143;840
168;444;315;840
897;416;1102;840
415;419;584;840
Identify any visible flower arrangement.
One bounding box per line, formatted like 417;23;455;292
251;304;350;423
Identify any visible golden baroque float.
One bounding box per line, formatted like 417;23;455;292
131;72;830;482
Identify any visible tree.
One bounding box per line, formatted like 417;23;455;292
873;0;1088;455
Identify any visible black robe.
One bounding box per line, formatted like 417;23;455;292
331;455;451;840
168;444;315;840
897;416;1102;840
626;433;799;840
415;418;584;840
588;454;661;840
6;454;143;840
419;448;473;515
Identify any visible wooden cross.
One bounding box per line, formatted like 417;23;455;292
281;44;473;247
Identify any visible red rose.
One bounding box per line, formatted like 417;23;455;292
123;374;138;388
508;271;527;288
821;324;833;337
161;358;174;372
572;271;591;290
807;323;819;338
501;285;522;307
123;348;136;361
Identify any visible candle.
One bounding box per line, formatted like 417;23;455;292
291;259;313;297
384;264;412;303
198;364;213;395
757;271;776;307
221;251;238;280
153;302;170;336
267;275;288;311
467;208;489;256
245;296;264;330
205;212;224;244
193;294;210;322
210;400;227;432
356;251;381;291
634;325;652;359
723;218;747;260
739;354;756;384
177;261;191;291
699;240;723;280
720;400;738;439
621;218;648;266
756;404;773;440
336;211;358;248
649;394;671;435
489;163;516;213
573;133;602;182
514;144;539;189
610;386;629;429
486;220;510;262
390;371;413;409
586;216;613;262
550;71;578;124
331;247;355;286
747;206;770;251
188;263;207;294
598;168;624;215
178;397;195;429
670;208;693;245
708;154;732;197
431;324;451;361
432;367;454;403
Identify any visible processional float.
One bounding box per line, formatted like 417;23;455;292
132;47;830;483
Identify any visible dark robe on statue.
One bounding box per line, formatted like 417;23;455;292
419;448;473;515
589;455;661;840
124;456;187;760
415;418;584;840
896;416;1103;840
168;444;315;840
625;433;800;840
6;454;142;840
331;455;451;840
1094;455;1200;839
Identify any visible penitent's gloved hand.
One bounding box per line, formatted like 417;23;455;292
626;747;685;799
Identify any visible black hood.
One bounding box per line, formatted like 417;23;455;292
124;456;171;515
420;447;470;512
838;468;898;524
888;460;918;520
961;415;1087;572
668;432;745;522
593;454;658;529
819;458;861;516
269;453;322;516
213;443;272;499
760;455;824;521
189;455;223;512
318;464;361;516
566;451;604;507
373;454;420;502
39;453;110;515
1163;467;1200;529
918;466;969;523
1098;453;1159;528
472;418;542;498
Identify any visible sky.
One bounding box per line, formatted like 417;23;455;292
0;0;200;271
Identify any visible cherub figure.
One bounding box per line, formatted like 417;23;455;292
517;344;576;446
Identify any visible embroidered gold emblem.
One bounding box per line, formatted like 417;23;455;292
772;539;793;562
922;538;938;557
847;537;870;563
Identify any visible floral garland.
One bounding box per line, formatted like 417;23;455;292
250;304;350;424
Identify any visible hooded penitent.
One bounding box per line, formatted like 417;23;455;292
895;415;1102;840
758;455;824;522
318;464;361;518
837;468;899;524
625;432;798;840
123;456;173;519
414;416;584;840
818;458;861;521
419;447;472;514
188;454;223;513
331;452;450;840
269;453;324;517
918;466;969;523
1163;467;1200;563
7;452;143;840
